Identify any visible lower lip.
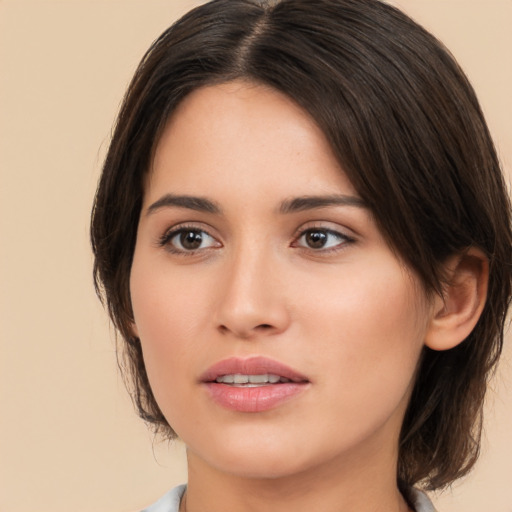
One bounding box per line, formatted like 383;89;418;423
204;382;307;412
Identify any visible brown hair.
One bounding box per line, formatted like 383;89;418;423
91;0;512;492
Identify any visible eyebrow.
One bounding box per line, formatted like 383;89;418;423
279;194;367;214
146;194;221;215
145;193;367;216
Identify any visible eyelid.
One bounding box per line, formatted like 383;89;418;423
291;222;356;252
157;222;222;254
155;220;356;256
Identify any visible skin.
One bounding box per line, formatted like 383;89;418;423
130;81;438;512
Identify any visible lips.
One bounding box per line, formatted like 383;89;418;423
200;356;308;383
200;356;309;413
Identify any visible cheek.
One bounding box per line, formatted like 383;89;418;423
299;261;428;421
313;259;427;348
131;255;212;340
129;260;211;404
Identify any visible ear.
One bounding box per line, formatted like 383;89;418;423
424;248;489;351
130;320;139;338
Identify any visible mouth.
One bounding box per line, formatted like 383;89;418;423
200;356;309;386
200;356;309;412
214;373;296;387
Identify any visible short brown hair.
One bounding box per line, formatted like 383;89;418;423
91;0;512;492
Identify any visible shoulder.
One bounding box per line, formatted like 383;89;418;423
410;488;437;512
140;484;186;512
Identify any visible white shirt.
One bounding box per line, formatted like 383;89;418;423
141;484;437;512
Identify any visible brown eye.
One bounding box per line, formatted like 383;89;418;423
161;227;219;253
296;228;351;251
179;230;204;250
304;230;328;249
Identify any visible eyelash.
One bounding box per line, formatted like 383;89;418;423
292;227;355;253
158;224;220;255
157;224;355;256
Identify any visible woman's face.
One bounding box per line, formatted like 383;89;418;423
130;81;433;479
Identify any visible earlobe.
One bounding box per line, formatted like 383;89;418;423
424;248;489;351
130;321;139;338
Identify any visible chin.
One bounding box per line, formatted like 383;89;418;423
183;428;312;479
190;430;343;482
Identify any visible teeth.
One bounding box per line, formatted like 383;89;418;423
215;373;287;385
248;374;268;384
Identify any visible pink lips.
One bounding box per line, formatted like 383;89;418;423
200;356;309;413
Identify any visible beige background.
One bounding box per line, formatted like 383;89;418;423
0;1;510;511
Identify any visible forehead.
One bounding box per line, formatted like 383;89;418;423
147;80;357;203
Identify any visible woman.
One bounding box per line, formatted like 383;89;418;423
91;0;512;511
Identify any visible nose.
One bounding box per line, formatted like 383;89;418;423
214;245;291;339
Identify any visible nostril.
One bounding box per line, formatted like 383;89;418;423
217;322;275;338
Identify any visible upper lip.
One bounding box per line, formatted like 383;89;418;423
200;356;309;383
